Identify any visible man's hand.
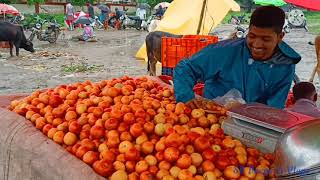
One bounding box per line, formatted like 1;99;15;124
186;99;198;109
185;96;204;109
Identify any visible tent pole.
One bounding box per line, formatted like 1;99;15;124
197;0;207;35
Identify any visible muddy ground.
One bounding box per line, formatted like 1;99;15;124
0;25;318;95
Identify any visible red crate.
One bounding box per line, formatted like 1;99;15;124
0;41;10;48
161;35;218;69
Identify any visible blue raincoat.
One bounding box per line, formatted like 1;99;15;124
173;38;301;109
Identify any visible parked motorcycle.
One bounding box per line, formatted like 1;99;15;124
229;14;248;25
92;16;105;30
28;18;61;44
285;8;308;32
108;12;121;29
121;13;147;30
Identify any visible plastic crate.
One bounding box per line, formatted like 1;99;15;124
161;35;218;70
161;67;174;76
0;41;10;48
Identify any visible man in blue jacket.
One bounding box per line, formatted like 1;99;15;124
173;6;301;109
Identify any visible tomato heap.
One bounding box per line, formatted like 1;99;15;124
9;76;275;180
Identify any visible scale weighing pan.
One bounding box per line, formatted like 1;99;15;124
221;103;314;153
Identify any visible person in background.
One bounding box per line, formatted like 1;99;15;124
65;0;75;30
87;2;95;19
98;3;110;24
79;24;94;41
173;6;301;109
287;82;320;118
115;7;124;20
155;5;164;18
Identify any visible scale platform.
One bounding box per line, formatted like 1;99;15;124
221;103;314;153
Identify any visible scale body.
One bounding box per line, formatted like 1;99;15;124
221;103;314;153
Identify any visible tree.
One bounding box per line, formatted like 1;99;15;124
0;0;12;4
73;0;88;6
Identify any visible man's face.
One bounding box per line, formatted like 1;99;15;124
246;25;284;60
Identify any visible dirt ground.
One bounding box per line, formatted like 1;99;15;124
0;25;318;95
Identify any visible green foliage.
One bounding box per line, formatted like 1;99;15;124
61;62;103;73
27;0;45;5
72;0;89;6
22;13;66;29
304;11;320;34
0;0;12;4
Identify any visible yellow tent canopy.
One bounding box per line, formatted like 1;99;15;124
135;0;240;61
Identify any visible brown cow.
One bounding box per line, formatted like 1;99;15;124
146;31;182;76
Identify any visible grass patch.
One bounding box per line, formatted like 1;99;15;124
304;11;320;34
221;12;251;24
61;62;104;73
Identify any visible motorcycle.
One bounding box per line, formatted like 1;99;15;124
121;13;147;30
285;8;308;32
92;16;105;30
229;14;248;25
108;12;122;29
28;18;60;43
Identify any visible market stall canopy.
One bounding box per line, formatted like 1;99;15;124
154;2;171;10
254;0;286;6
0;3;20;15
136;0;240;61
285;0;320;11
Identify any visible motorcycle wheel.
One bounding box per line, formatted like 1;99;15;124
135;25;141;30
48;31;59;43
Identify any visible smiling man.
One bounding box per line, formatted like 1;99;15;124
173;6;301;109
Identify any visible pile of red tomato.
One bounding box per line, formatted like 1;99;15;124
10;76;275;180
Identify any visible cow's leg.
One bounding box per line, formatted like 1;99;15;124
14;41;20;56
147;53;155;76
149;57;157;76
9;42;14;57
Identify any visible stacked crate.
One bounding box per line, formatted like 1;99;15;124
160;35;218;96
161;35;218;76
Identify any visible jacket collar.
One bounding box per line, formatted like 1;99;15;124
278;41;301;64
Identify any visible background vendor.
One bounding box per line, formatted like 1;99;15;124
173;6;301;109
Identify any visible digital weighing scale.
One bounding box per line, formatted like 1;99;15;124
221;103;315;153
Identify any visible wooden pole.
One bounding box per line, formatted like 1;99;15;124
197;0;207;35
